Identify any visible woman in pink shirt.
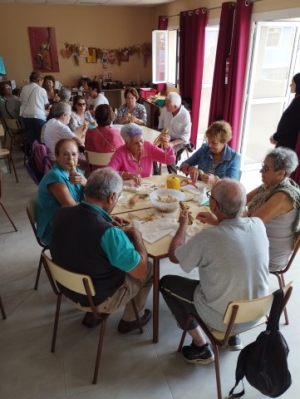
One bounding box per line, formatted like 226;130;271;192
108;123;175;185
85;104;124;171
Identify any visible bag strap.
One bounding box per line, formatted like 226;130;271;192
228;380;245;397
267;289;283;331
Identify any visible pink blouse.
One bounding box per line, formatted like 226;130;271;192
107;141;175;178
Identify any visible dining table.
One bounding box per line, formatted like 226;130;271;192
113;174;210;343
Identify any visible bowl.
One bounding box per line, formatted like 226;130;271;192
149;188;185;213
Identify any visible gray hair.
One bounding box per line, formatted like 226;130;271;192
266;147;298;176
167;92;182;107
121;123;143;143
58;87;71;101
51;102;71;118
84;167;123;201
213;178;246;218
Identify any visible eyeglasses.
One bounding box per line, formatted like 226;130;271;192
77;103;86;106
261;163;274;173
60;152;79;158
206;190;219;207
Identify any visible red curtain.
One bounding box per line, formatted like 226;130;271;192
208;2;235;125
224;0;253;150
158;16;168;30
156;16;169;94
179;9;208;146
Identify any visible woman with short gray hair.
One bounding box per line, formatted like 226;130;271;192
108;123;175;184
247;147;300;271
44;102;86;161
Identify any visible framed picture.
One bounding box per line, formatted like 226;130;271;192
86;48;97;63
28;27;60;72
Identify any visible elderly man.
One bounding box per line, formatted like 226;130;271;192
87;81;109;116
50;167;153;331
160;179;269;364
154;92;191;174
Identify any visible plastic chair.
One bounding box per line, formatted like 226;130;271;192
0;295;7;319
85;150;113;174
41;251;143;384
270;233;300;325
26;198;49;289
0;172;17;231
178;283;293;399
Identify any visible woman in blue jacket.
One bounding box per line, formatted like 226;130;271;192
180;120;240;184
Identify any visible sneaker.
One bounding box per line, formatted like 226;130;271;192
228;335;244;351
181;342;214;365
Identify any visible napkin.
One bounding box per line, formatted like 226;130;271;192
132;217;178;244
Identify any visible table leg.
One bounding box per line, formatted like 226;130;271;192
152;257;160;343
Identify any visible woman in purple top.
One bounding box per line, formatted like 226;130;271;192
108;123;175;185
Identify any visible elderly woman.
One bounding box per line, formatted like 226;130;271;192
246;147;300;271
270;72;300;150
43;75;59;105
0;82;21;120
85;104;124;171
36;138;86;246
180;120;241;185
116;87;147;126
107;123;175;184
44;102;86;162
69;95;96;132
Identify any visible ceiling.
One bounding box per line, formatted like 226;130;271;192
0;0;175;5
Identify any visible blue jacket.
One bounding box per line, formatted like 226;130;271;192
180;142;241;180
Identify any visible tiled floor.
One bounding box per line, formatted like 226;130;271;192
1;148;300;399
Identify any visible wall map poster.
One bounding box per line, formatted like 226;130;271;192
28;27;60;72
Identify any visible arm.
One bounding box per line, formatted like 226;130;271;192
48;182;78;206
250;192;294;223
169;210;189;263
125;227;148;279
222;152;241;180
151;142;176;165
247;187;260;203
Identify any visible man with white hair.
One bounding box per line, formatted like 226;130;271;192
160;178;269;364
155;91;191;174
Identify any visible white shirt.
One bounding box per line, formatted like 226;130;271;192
44;119;75;161
20;83;49;120
158;105;191;143
87;93;109;110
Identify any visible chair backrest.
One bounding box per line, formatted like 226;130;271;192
223;283;292;325
284;232;300;273
3;118;21;131
26;197;48;249
42;251;96;296
85;150;113;168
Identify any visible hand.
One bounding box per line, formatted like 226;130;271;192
69;172;86;186
160;133;170;149
112;216;130;228
124;226;142;241
128;173;141;186
196;211;218;225
53;94;60;103
201;173;214;185
178;210;189;228
187;165;198;183
269;135;277;145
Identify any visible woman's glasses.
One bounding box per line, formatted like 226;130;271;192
77;103;86;106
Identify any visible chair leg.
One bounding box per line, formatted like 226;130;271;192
212;344;222;399
0;295;7;320
280;275;289;325
34;252;44;290
130;298;143;334
93;315;109;384
51;294;62;353
178;314;193;352
9;153;18;183
0;201;18;231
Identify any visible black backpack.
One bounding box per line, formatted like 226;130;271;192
229;289;292;398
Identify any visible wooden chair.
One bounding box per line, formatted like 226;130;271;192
41;251;143;384
270;233;300;324
0;121;5;147
26;198;49;289
0;295;7;320
2;118;28;157
85;150;113;174
0;172;17;231
178;284;293;399
0;147;18;182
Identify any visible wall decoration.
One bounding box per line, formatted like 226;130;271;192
60;41;152;68
28;27;60;72
86;48;97;63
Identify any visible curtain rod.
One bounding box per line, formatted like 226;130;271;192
245;0;265;5
164;3;235;19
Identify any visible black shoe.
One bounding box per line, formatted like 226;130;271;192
228;334;244;351
118;309;152;333
181;342;214;364
82;312;105;328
